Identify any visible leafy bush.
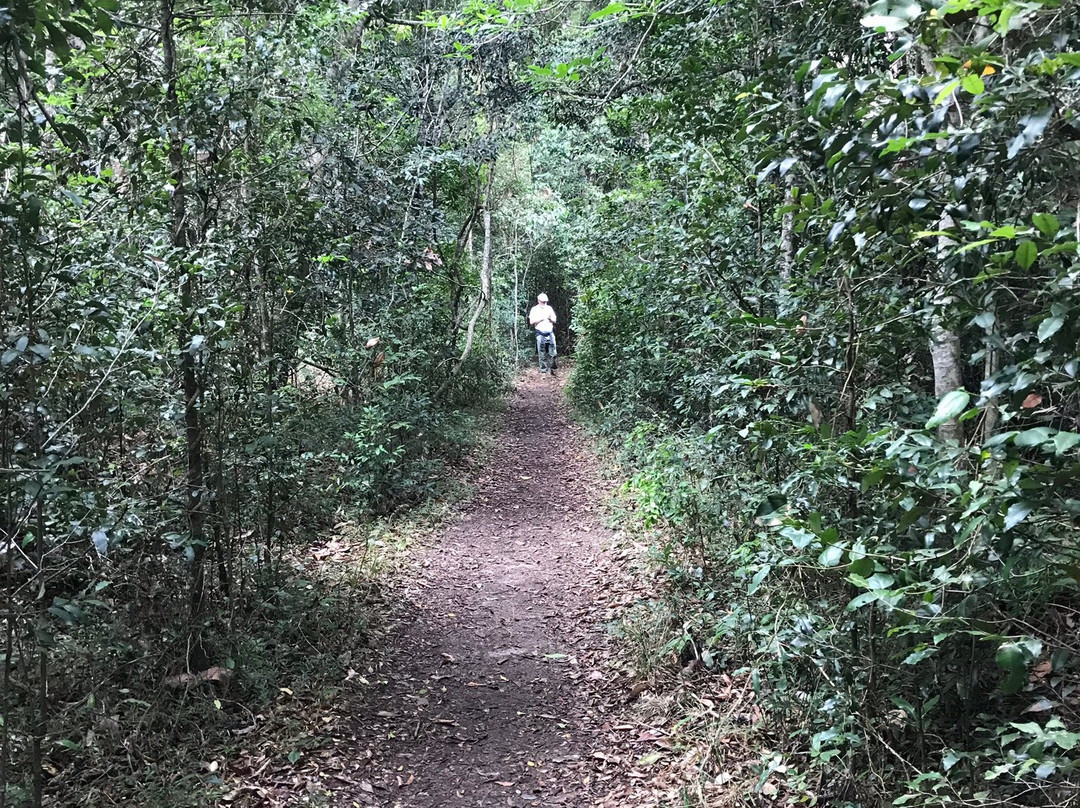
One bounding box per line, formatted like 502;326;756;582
561;0;1080;804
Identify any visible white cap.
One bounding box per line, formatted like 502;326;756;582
538;293;549;302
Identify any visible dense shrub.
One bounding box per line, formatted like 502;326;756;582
561;0;1080;804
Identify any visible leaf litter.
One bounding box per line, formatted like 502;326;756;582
222;371;754;807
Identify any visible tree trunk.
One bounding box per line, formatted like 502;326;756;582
980;311;1001;443
835;272;858;434
162;0;208;632
1;400;12;808
439;165;495;395
258;265;276;573
511;223;520;366
932;215;964;443
31;492;46;808
930;323;965;442
779;173;795;285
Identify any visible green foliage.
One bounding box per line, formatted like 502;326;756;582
1;0;511;801
555;0;1080;804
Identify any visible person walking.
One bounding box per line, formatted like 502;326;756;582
528;292;557;373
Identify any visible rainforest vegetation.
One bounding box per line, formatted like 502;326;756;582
2;0;1078;805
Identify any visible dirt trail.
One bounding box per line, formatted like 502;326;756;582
341;371;626;808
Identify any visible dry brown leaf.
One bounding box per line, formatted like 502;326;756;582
1030;660;1053;680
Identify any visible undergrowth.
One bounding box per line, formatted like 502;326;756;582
7;394;491;808
586;416;1080;808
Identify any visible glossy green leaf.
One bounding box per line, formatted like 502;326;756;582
1014;428;1053;448
1054;431;1080;454
847;590;880;610
1015;240;1038;270
961;75;984;95
861;467;886;491
996;643;1027;694
748;565;771;595
1031;213;1059;237
1037;316;1064;342
926;390;970;429
588;2;627;21
861;14;909;31
1008;108;1053;159
755;493;787;518
849;556;874;578
818;543;845;568
1004;502;1032;531
903;646;938;665
933;79;962;106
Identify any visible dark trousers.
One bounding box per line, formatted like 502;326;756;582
535;331;556;369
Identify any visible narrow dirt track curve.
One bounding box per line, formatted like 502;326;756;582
340;371;625;808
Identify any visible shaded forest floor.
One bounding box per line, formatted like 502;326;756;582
336;370;631;807
325;370;679;808
222;370;693;808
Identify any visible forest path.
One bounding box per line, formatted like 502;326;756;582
338;370;640;808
